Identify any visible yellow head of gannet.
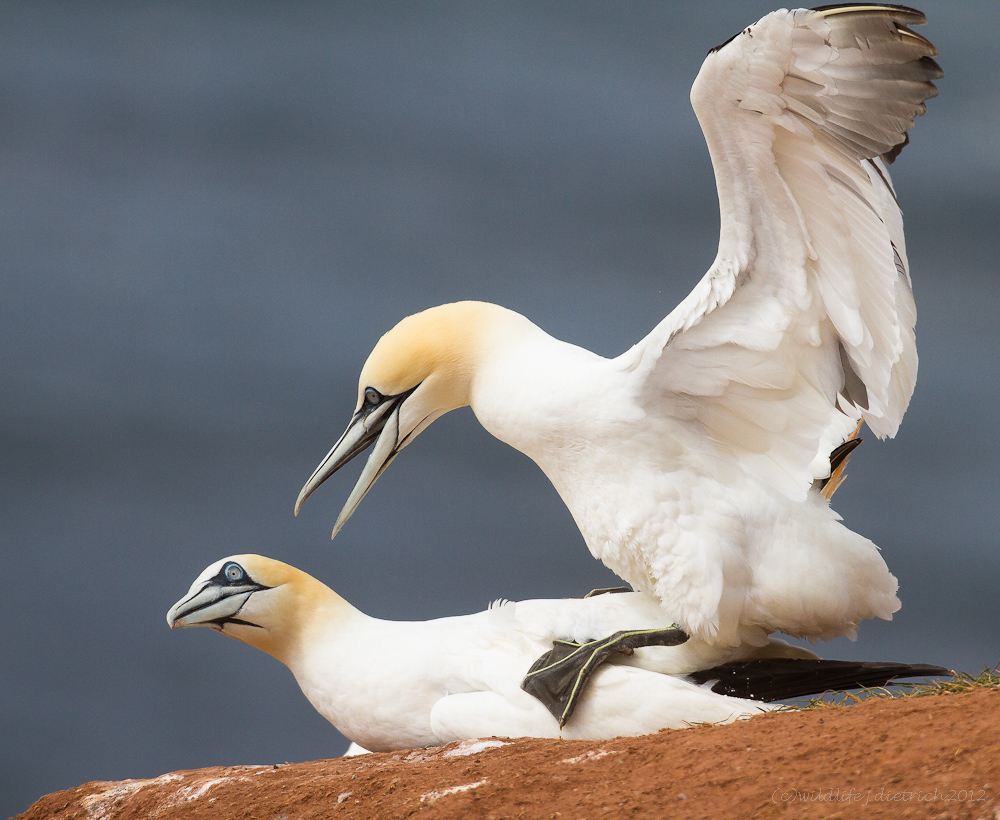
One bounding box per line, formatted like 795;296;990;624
295;301;515;537
166;554;356;666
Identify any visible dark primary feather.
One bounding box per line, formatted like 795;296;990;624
828;436;863;475
688;658;949;701
708;4;942;163
811;4;927;27
819;428;863;499
808;4;943;163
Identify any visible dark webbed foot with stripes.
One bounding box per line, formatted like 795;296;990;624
521;627;689;726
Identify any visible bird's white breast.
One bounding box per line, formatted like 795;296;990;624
467;318;898;647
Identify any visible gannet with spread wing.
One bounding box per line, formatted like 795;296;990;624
294;5;941;706
168;555;946;749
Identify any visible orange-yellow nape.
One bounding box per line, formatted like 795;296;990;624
357;301;509;410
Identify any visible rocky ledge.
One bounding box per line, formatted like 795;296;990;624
19;689;1000;820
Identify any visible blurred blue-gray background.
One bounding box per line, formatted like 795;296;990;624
3;2;997;815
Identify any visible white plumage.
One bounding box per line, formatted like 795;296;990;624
295;6;941;648
168;555;796;751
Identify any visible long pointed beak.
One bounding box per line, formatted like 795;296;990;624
166;581;263;629
294;390;412;539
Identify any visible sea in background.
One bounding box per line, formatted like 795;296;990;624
3;2;998;816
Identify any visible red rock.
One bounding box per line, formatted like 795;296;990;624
18;690;1000;820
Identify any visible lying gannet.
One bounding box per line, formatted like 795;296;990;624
168;555;946;749
294;5;941;714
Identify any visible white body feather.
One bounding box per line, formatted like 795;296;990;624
286;592;777;751
472;316;898;647
467;7;939;647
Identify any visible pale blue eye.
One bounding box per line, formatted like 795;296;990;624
224;562;244;583
364;387;381;405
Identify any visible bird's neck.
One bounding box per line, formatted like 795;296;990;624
470;319;630;477
246;575;364;669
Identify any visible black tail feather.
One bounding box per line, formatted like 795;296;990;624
687;659;950;702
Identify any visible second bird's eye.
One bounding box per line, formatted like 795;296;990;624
364;387;381;405
224;562;244;582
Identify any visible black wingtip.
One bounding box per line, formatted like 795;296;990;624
707;28;744;56
881;132;910;165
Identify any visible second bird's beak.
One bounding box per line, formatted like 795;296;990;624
295;389;414;539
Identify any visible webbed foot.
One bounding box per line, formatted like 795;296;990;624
521;626;689;727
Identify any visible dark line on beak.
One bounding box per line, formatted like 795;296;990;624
212;616;264;630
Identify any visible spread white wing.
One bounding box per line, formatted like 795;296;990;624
628;5;941;500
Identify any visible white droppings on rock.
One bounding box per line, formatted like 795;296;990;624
337;791;353;804
174;778;226;802
402;738;509;764
86;771;265;818
81;774;184;819
419;779;488;803
560;749;622;764
443;739;510;758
